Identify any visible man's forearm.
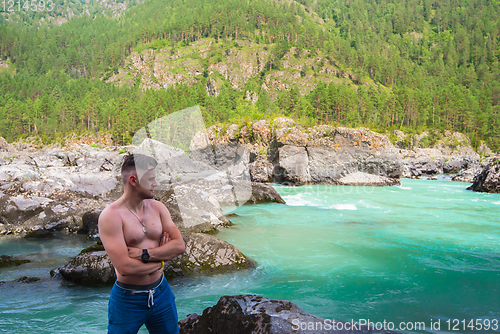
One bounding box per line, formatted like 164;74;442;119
149;239;185;262
117;258;163;277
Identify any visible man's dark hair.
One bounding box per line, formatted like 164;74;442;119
121;153;157;184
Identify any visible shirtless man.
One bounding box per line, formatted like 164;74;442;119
98;153;185;334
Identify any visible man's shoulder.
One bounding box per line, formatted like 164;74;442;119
99;201;122;223
148;199;170;214
147;198;168;211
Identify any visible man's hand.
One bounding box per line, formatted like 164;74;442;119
127;247;142;260
127;232;170;260
160;232;170;246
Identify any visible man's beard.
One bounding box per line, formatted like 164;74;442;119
138;187;155;200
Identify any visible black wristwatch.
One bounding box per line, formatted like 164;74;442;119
141;249;150;263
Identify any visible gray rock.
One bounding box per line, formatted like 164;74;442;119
249;159;273;183
400;131;480;178
0;255;31;268
164;232;254;278
154;186;231;233
57;232;255;286
452;163;485;183
467;155;500;193
306;127;401;184
400;149;445;177
77;209;101;239
195;122;402;186
245;183;286;205
189;141;251;180
179;295;399;334
59;250;115;286
0;145;124;235
275;145;310;185
443;158;469;173
338;172;400;186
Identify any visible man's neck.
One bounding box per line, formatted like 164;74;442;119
122;191;145;212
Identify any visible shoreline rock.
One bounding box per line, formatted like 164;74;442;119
397;131;480;178
0;143;125;236
192;119;403;187
0;136;285;236
466;154;500;193
337;172;400;186
179;295;399;334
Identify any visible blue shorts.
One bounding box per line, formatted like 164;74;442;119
108;275;179;334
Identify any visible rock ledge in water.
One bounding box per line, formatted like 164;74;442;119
57;233;255;286
337;172;400;186
0;255;31;268
245;183;286;204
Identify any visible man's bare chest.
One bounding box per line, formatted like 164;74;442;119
122;210;163;247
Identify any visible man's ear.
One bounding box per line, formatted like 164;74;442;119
128;174;139;186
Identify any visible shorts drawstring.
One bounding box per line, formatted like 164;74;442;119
129;288;156;308
122;276;164;308
148;289;155;308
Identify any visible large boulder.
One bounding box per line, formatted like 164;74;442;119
467;155;500;193
154;185;232;234
57;232;255;286
275;145;310;185
58;250;115;286
179;295;399;334
245;183;286;205
249;159;274;183
400;148;445;178
140;138;255;233
306;127;402;184
164;232;254;278
452;163;486;183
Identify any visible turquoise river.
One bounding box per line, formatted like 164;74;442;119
0;179;499;333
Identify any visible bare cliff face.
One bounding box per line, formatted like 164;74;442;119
105;39;373;97
189;117;403;187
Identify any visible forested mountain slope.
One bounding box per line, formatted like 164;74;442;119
0;0;499;150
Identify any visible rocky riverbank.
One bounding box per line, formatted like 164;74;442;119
0;134;285;286
0;121;496;238
191;118;403;187
0;121;497;273
189;118;494;187
0;137;284;237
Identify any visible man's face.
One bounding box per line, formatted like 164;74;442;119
136;168;157;199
